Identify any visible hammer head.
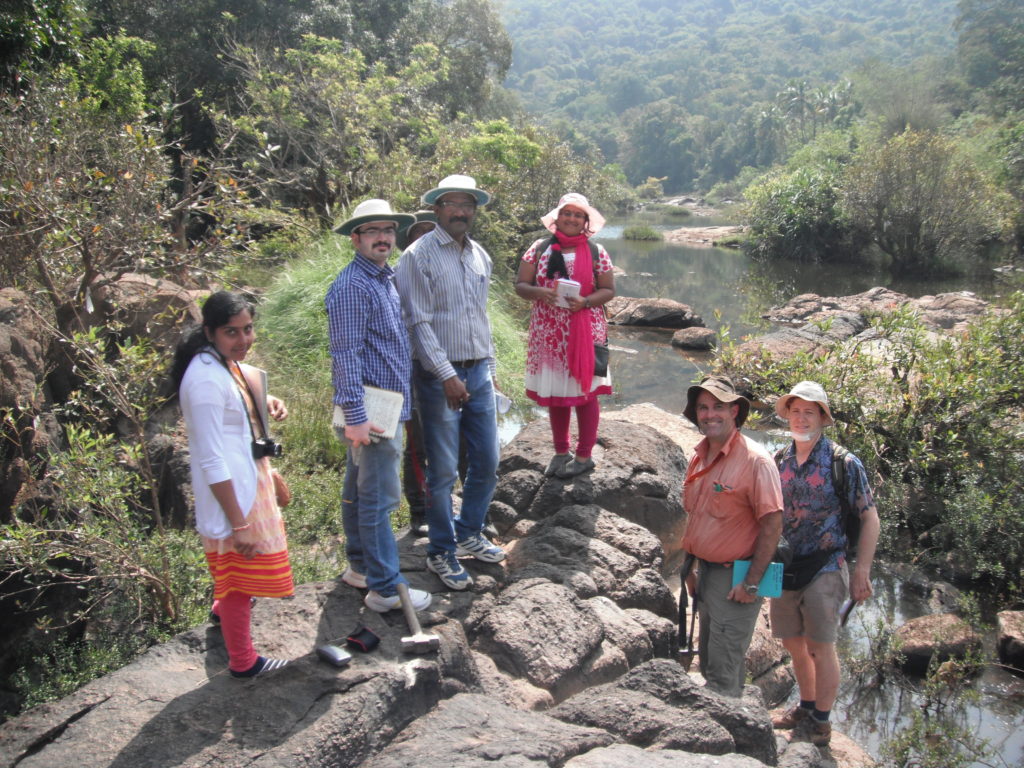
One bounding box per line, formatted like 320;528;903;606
401;630;440;654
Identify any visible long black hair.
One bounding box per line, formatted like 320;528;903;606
544;210;592;280
169;291;254;394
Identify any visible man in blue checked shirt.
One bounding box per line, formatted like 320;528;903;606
327;199;432;615
396;175;506;591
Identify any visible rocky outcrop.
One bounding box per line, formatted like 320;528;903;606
732;287;998;372
997;610;1024;672
891;613;982;675
762;287;994;335
0;288;50;413
493;418;687;569
0;412;811;768
606;296;705;329
663;226;746;248
736;311;868;362
550;660;776;764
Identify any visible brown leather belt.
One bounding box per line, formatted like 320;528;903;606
451;358;484;368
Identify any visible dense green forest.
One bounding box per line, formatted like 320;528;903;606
502;0;960;189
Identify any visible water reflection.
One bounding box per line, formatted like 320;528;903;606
835;564;1024;766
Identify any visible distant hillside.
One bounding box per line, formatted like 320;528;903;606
499;0;957;190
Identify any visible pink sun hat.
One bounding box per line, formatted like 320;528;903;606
541;192;607;236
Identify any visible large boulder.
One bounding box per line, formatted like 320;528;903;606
996;610;1024;672
606;296;705;329
891;613;982;675
495;418;687;560
0;288;50;412
672;326;717;350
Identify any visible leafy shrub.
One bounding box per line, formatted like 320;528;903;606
743;164;865;263
841;130;1011;274
636;176;666;199
645;203;692;218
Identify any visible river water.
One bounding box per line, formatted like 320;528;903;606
498;210;1023;767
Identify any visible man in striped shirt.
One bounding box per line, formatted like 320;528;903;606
327;199;432;614
396;175;506;591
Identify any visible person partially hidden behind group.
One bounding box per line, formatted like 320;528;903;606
170;291;294;678
514;193;616;479
398;210;438;537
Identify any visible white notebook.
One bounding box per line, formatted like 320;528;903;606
332;386;404;440
554;279;581;308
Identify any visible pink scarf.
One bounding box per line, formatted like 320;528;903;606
555;230;596;393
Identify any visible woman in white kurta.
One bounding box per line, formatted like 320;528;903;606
170;291;293;678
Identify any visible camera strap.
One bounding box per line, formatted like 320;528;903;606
213;349;268;443
232;363;270;442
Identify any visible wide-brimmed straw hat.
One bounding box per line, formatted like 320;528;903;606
774;381;835;426
421;174;491;206
683;374;750;428
334;199;415;235
541;192;607;236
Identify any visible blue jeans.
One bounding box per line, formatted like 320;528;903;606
414;360;499;556
338;429;406;596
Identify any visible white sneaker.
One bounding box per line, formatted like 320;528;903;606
364;588;432;613
341;566;367;589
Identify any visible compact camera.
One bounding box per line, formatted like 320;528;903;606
252;438;283;459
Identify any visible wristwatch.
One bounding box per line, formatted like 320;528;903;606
583;296;591;308
742;582;759;596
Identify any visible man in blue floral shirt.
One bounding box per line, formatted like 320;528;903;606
770;381;880;746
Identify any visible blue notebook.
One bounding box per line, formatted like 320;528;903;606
731;560;784;598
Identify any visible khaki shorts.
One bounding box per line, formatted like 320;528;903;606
770;563;848;644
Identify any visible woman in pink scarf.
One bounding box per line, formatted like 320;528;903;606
515;193;616;478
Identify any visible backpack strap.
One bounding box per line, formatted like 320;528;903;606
831;443;855;549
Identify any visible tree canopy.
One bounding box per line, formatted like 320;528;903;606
500;0;958;190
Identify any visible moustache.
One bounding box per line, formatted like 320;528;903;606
450;216;469;224
373;241;391;249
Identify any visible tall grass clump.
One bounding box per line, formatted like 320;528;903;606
622;224;663;241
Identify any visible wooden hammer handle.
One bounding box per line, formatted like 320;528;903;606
395;582;423;635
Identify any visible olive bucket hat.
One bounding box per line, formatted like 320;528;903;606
683;374;750;428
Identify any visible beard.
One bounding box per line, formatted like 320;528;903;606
790;429;822;443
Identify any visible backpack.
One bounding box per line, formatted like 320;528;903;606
774;441;860;558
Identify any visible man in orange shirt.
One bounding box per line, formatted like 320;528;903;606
681;375;783;697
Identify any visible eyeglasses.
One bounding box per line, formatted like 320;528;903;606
437;200;477;211
355;225;397;237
